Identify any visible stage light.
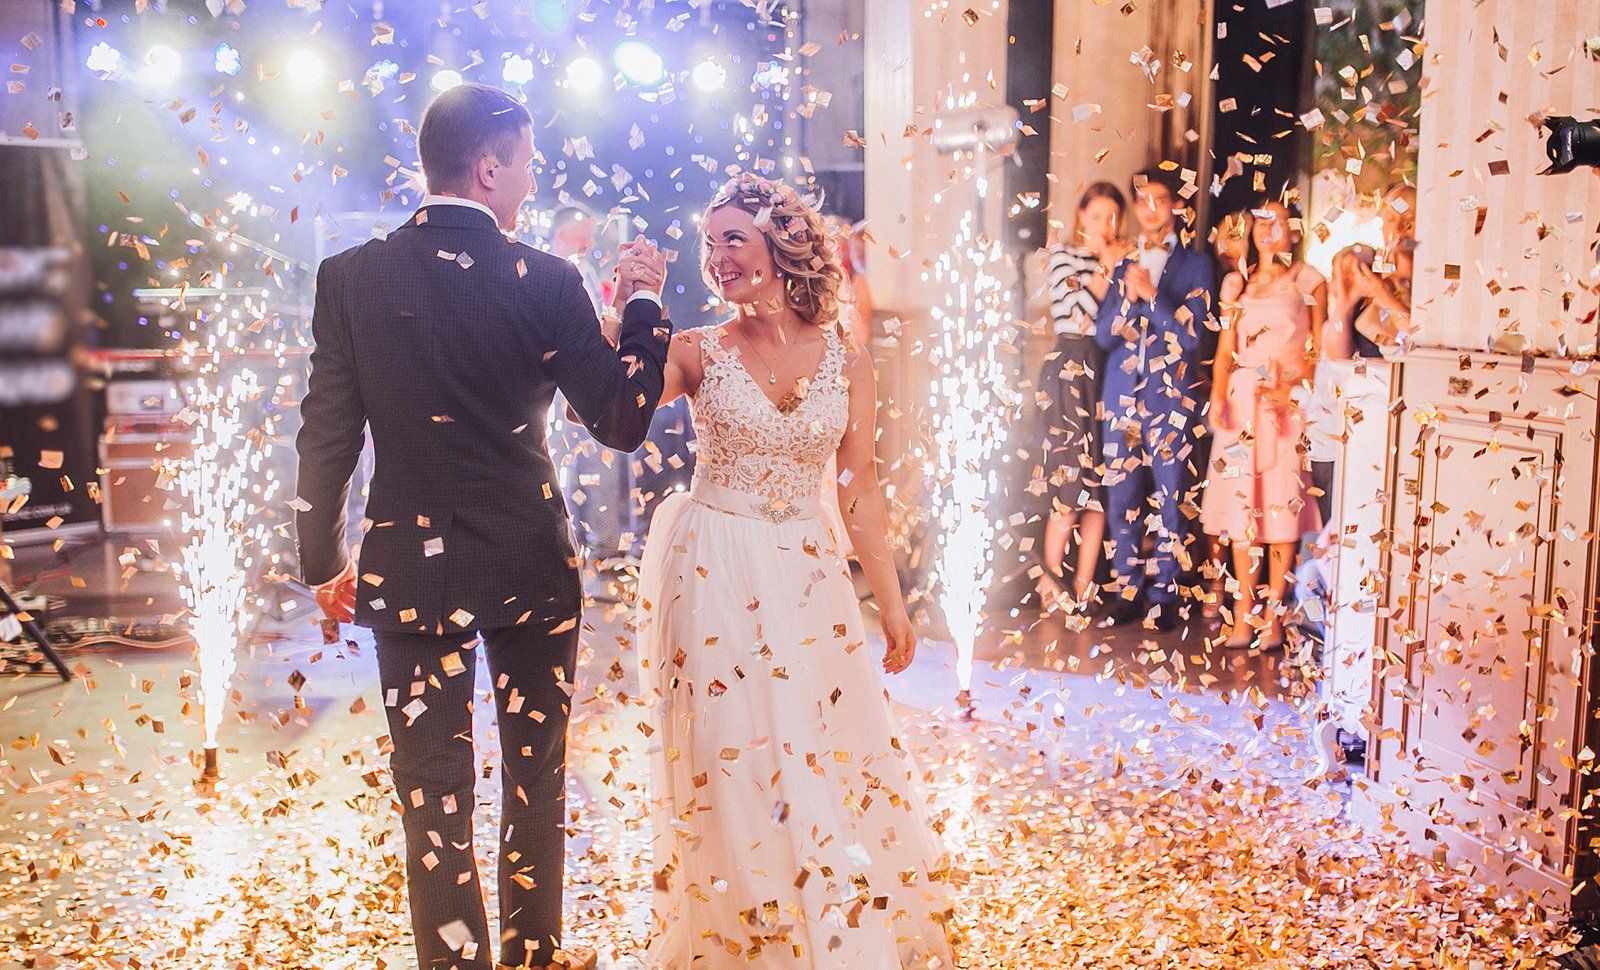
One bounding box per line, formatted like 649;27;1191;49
141;45;182;87
613;40;665;87
565;55;603;92
503;53;535;86
285;49;326;90
214;43;241;76
691;59;726;92
86;42;122;75
431;69;464;93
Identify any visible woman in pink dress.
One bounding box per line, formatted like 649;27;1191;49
1202;198;1327;649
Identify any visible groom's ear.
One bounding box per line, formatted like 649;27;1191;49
473;152;500;191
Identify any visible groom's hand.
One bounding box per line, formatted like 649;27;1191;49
315;559;357;624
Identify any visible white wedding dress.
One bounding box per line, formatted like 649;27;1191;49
636;323;956;968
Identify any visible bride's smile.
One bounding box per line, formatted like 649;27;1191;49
702;208;779;306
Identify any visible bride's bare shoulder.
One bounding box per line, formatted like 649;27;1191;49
668;327;711;394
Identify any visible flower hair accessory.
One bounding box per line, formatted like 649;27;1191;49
710;171;826;236
710;170;813;207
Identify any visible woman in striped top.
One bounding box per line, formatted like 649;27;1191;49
1036;182;1131;613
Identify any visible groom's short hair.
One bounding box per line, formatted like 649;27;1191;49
418;83;532;194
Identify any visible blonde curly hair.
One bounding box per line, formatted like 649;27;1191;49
702;172;844;328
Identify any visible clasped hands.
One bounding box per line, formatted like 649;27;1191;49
611;234;667;311
1124;263;1158;304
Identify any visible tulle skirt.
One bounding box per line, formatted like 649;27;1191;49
636;480;956;968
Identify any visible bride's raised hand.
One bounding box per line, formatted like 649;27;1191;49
882;608;916;675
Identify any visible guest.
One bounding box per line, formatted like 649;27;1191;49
825;215;874;349
1348;183;1416;353
551;205;604;312
1035;182;1130;612
1213;208;1252;276
1198;208;1254;620
1304;182;1416;571
1201;197;1326;649
549;205;637;575
1095;167;1215;630
1300;242;1371;528
1306;183;1416;528
816;216;874;557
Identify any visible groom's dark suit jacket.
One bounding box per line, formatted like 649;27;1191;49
294;202;672;634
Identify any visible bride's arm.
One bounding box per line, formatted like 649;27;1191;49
835;343;916;674
659;331;705;407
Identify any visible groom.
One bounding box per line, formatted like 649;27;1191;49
294;83;671;969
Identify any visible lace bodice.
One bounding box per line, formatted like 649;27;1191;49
689;324;850;503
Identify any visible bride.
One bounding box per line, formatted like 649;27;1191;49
634;172;957;968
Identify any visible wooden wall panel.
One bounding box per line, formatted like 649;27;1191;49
1046;0;1208;226
863;0;1012;311
1355;0;1600;913
1355;349;1600;911
1413;0;1600;355
862;0;1016;542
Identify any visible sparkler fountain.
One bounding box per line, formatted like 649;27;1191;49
170;297;275;788
924;100;1021;706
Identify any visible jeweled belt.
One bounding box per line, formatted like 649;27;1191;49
689;480;823;524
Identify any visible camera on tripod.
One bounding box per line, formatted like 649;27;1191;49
1541;116;1600;174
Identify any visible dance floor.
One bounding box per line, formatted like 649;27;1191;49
0;552;1577;967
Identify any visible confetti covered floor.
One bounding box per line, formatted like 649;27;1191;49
0;591;1579;969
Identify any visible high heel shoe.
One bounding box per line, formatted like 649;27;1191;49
1035;571;1067;615
1256;599;1292;650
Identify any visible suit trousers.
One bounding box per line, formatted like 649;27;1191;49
375;620;579;969
1102;405;1194;606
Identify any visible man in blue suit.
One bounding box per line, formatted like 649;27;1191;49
1094;167;1215;630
